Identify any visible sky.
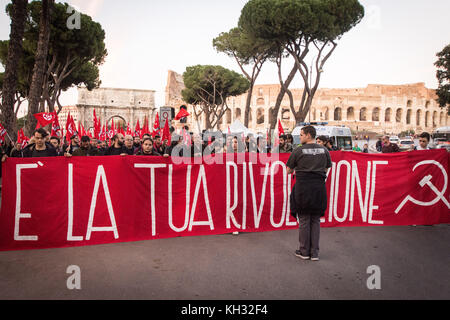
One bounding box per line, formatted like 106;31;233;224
0;0;449;112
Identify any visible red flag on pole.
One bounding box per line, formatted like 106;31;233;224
278;119;285;136
161;117;171;145
126;123;132;136
0;123;7;143
51;113;62;138
34;112;57;128
135;119;142;138
65;113;76;142
175;108;190;121
152;113;160;138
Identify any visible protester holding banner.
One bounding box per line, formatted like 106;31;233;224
68;136;102;157
66;135;80;155
49;137;64;156
381;136;400;153
22;129;58;158
124;135;135;155
415;132;431;151
153;135;165;155
10;142;23;158
104;134;128;156
287;126;332;262
136;138;161;156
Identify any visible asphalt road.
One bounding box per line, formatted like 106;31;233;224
0;224;449;300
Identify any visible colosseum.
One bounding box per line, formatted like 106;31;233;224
165;70;449;136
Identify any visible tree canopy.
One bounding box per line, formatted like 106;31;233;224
435;44;450;114
182;65;250;129
238;0;364;124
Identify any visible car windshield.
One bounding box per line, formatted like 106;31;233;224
400;141;414;144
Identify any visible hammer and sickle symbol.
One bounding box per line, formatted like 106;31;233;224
395;160;450;214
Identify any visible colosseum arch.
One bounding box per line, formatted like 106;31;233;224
425;111;430;127
385;108;392;122
440;112;445;126
334;107;342;121
396;109;403;123
432;111;438;128
256;108;265;125
321;107;329;121
360;107;367;121
257;98;265;106
347;107;355;121
372;107;380;122
312;108;317;121
406;109;412;125
425;100;430;109
235;108;242;120
226;109;232;124
269;107;275;125
416;109;422;126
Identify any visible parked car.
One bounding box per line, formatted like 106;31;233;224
398;139;415;151
389;136;400;144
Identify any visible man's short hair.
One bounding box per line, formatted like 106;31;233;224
317;135;328;143
142;138;153;144
154;135;161;139
50;136;60;143
81;136;90;143
301;126;316;139
34;128;49;138
419;132;430;142
71;134;78;140
279;134;287;140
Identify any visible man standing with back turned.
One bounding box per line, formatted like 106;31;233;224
286;126;332;262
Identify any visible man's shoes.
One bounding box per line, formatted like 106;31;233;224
295;250;310;260
311;257;320;261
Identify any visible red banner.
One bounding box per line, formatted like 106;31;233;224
0;151;449;251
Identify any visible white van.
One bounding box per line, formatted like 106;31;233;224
292;124;353;151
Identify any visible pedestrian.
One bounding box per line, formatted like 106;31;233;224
353;143;362;152
376;138;382;152
22;128;58;158
287;126;332;262
133;136;141;153
381;135;400;153
363;143;369;153
414;132;431;151
104;134;128;156
136;138;161;156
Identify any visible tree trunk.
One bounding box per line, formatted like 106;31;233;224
0;0;28;141
269;65;298;131
244;83;254;127
26;0;54;136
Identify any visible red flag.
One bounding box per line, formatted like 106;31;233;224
100;124;107;141
18;129;29;148
142;116;149;135
65;113;76;142
152;113;160;138
50;113;62;138
228;127;231;135
34;112;56;128
161;118;171;145
0;123;7;143
93;109;100;139
278;119;285;136
175;108;190;121
135;119;142;138
126;123;132;136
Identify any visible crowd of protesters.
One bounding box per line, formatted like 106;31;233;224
1;127;436;163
